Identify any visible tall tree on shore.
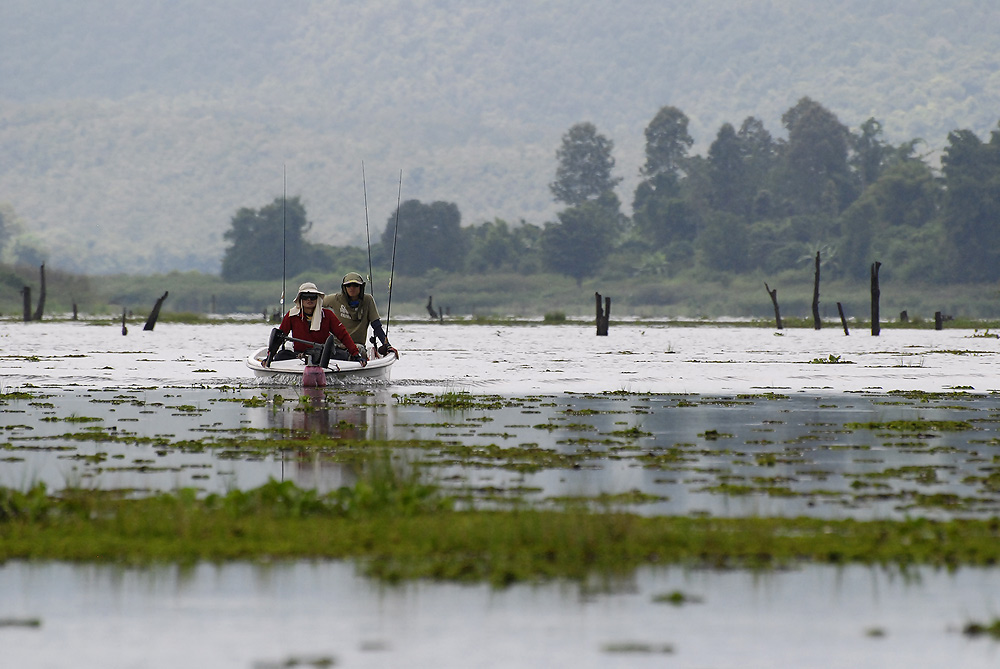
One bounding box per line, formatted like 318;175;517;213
640;105;694;180
541;197;618;286
633;106;696;246
780;97;855;215
550;122;622;206
221;197;314;281
940;125;1000;281
381;199;466;276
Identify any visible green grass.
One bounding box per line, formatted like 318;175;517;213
3;478;1000;585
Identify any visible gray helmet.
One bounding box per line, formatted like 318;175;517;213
341;272;366;299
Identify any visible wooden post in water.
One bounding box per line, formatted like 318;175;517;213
837;302;849;335
21;286;31;322
764;282;782;330
935;311;943;330
32;264;46;321
870;261;881;336
122;307;128;335
144;291;169;331
595;292;610;336
811;251;821;330
72;303;78;320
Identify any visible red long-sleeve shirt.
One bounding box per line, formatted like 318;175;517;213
278;308;360;357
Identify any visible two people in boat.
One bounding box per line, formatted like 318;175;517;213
323;272;398;360
266;274;399;367
266;282;365;367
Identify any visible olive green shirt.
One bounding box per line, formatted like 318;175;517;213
322;293;381;347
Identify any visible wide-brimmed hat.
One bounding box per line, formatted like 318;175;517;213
294;282;325;302
290;282;327;330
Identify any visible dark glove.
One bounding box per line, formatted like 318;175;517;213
377;342;398;358
350;353;368;367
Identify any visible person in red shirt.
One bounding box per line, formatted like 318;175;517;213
266;282;364;366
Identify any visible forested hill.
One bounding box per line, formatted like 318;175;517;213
2;0;998;275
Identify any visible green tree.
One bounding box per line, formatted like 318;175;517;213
940;126;1000;281
697;211;750;273
465;218;541;274
707;122;748;215
632;107;698;250
850;117;892;189
221;197;316;281
632;178;699;247
550;122;622;206
779;97;855;215
381;199;466;276
540;200;617;285
640;105;694;179
737;116;779;220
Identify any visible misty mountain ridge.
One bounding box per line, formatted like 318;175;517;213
2;0;998;275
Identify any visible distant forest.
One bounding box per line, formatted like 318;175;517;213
221;97;1000;288
3;0;1000;276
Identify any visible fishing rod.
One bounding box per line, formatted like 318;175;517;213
384;170;402;337
362;161;374;287
281;164;287;318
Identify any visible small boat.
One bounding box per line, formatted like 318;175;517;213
245;346;395;384
245;328;395;385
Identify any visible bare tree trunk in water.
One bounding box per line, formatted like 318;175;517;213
32;264;46;321
764;282;782;330
870;261;881;336
595;292;610;336
812;252;821;330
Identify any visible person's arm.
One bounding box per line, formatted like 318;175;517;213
371;319;388;345
325;310;362;359
370;318;398;357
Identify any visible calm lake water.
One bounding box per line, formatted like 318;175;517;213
2;319;999;667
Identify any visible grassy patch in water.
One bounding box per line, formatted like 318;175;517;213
844;419;974;432
4;479;1000;584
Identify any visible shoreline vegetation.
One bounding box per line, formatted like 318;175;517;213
2;477;999;585
2;263;1000;324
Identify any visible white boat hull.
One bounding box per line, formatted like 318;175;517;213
245;347;395;383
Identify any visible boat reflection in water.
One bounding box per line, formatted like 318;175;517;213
248;387;397;493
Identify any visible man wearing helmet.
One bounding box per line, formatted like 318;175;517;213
323;272;398;359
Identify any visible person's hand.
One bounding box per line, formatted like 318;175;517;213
350;353;367;367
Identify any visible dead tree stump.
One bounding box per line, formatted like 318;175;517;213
935;311;943;330
144;291;169;331
32;264;46;321
764;282;782;330
837;302;849;335
811;251;821;330
870;261;881;336
595;292;610;336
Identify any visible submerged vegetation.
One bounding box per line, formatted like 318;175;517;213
4;384;1000;585
3;478;1000;585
